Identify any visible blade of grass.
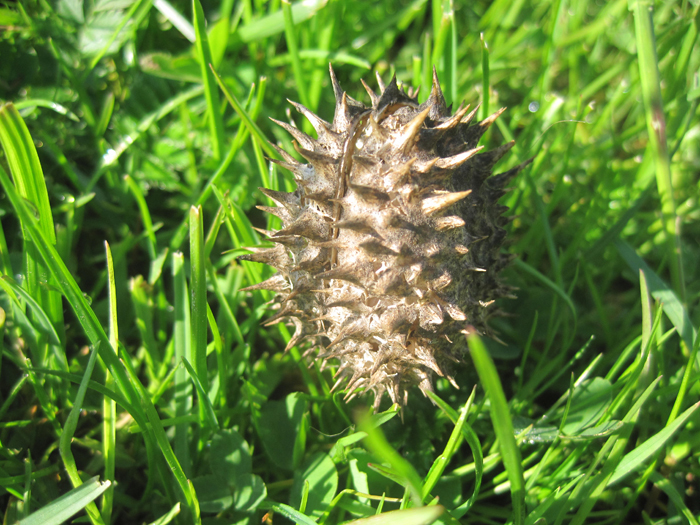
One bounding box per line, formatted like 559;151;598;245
181;356;219;431
58;344;107;525
648;471;700;525
631;0;685;302
193;0;225;161
18;476;111;525
357;411;424;507
616;240;696;352
468;332;524;525
153;0;195;42
102;242;117;524
189;206;208;392
421;391;473;502
120;350;201;525
282;0;310;109
172;251;192;477
124;175;157;260
0;103;64;365
210;66;277;158
607;401;700;486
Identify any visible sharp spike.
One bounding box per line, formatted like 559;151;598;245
435;104;472;130
435;147;483;169
329;63;343;101
270;143;299;164
462;104;480;126
256;205;293;223
270;118;316;150
375;70;386;92
288;99;332;136
434;216;466;231
480;107;507;129
490;156;535;189
372;389;384;412
375;75;418;119
330;375;346;394
349;183;390;203
240;274;290;293
444;302;467;321
316;266;363;286
275;217;327;242
238;245;289;269
421;190;472;216
292;142;337;165
284;317;305;351
394;106;431;154
258;188;300;208
361;78;379;107
360;239;399;256
332;219;382;238
422;65;448;119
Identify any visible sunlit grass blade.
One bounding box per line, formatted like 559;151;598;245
282;0;310;109
357;411;424;507
345;505;445;525
210;66;277;158
181;356;219;431
0;102;64;363
467;332;524;525
17;476;111;525
120;349;201;524
193;0;224;161
102;242;117;524
172;251;192;477
607;401;700;487
189;206;208;390
421;391;473;502
147;503;181;525
631;0;685;301
59;344;106;525
0;165;147;423
616;240;696;351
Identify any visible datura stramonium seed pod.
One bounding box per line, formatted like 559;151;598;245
240;65;530;410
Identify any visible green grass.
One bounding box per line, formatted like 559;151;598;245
0;0;699;524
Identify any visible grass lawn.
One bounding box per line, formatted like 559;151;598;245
0;0;699;524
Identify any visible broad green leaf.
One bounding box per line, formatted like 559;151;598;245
290;452;338;518
210;428;252;481
233;473;266;512
561;378;612;435
257;392;308;470
191;475;233;513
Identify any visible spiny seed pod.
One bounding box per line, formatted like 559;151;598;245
240;65;530;410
